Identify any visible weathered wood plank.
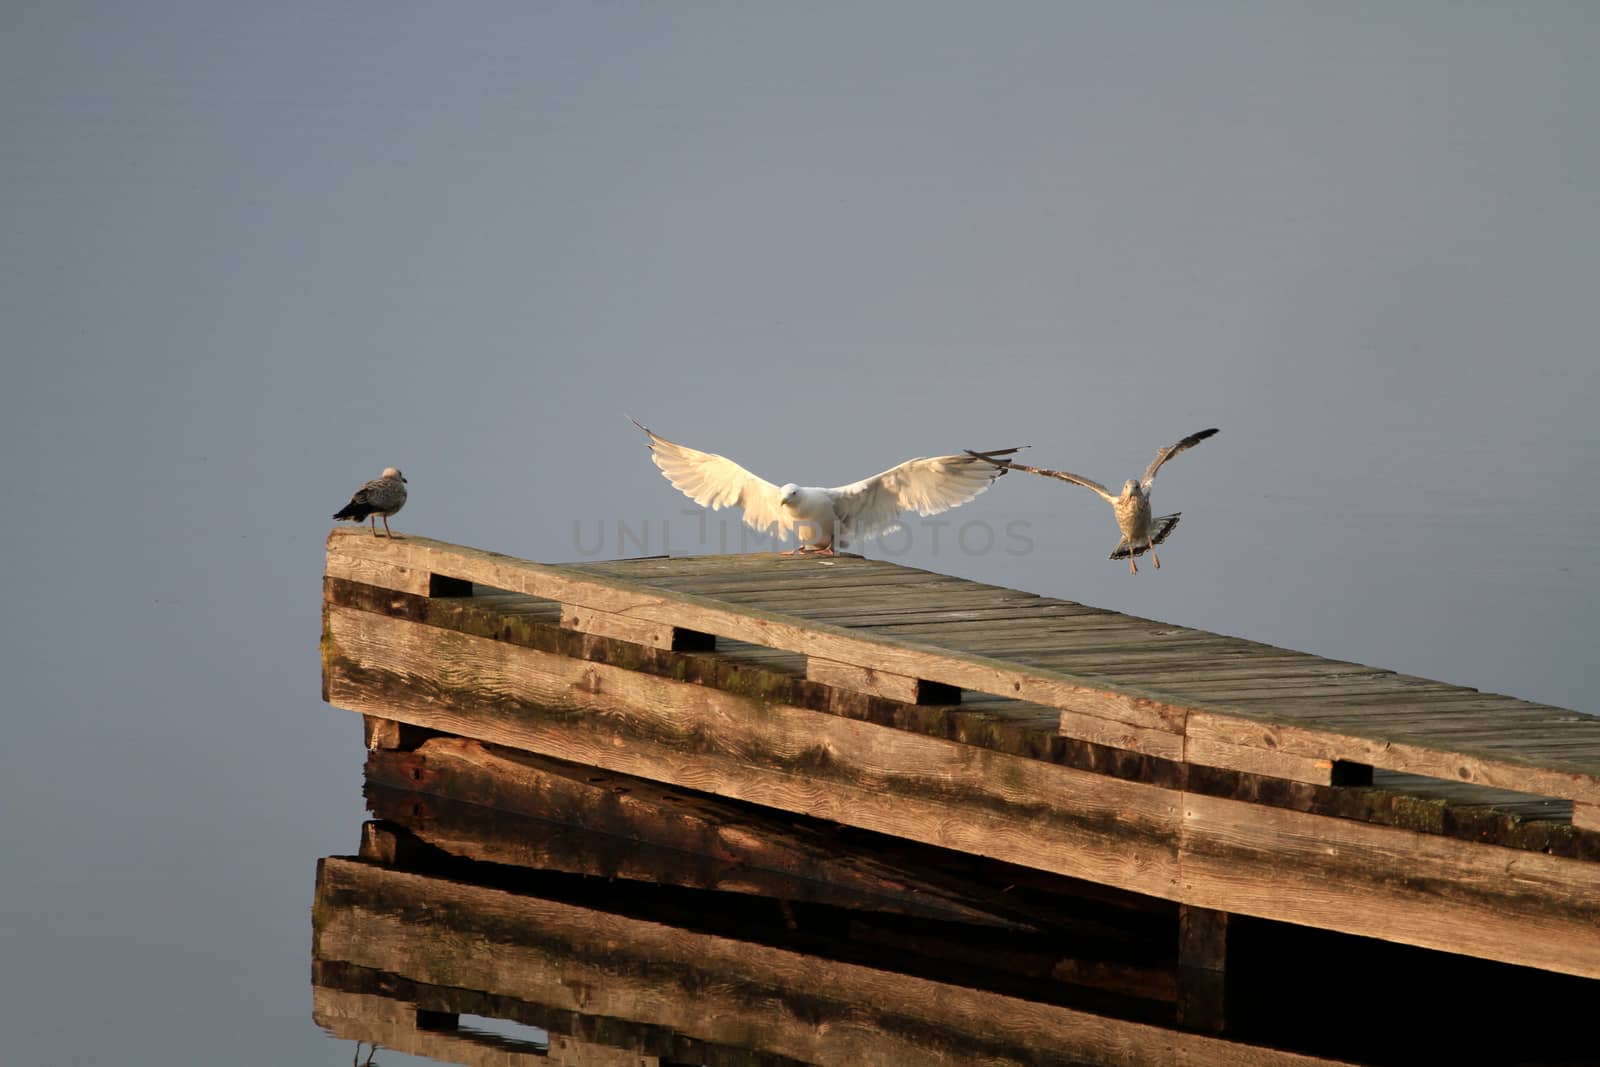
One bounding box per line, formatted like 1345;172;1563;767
1176;905;1228;1034
328;530;1195;747
325;576;1177;784
1177;792;1600;978
809;604;1104;628
315;858;1348;1067
559;601;678;649
325;554;435;596
331;532;1600;803
558;602;714;652
362;714;402;751
1183;735;1340;786
325;601;1600;975
1573;803;1600;832
664;569;972;594
1186;710;1600;805
313;987;552;1066
1041;646;1312;665
323;604;1185;898
1014;638;1277;662
365;788;1013;926
805;656;959;705
716;587;1044;614
866;617;1212;640
1128;668;1402;692
1185;765;1593;858
363;738;1034;926
570;553;882;579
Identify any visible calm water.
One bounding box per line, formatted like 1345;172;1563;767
2;5;1596;1064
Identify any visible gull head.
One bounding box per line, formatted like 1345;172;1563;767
383;467;406;482
1121;478;1140;498
779;483;801;507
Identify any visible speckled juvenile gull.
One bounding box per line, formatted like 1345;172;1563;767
969;428;1218;574
333;467;408;539
634;419;1022;555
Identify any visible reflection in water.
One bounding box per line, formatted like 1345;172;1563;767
313;737;1595;1066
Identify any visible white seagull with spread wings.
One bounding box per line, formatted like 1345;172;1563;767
969;428;1218;574
634;419;1023;555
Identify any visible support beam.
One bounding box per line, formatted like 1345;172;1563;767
806;656;960;705
363;714;433;752
1177;905;1229;1033
326;553;473;599
559;603;713;652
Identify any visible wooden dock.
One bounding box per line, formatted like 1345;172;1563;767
318;528;1600;1062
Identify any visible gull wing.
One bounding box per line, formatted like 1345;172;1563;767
334;474;404;519
972;452;1118;505
830;447;1023;539
1141;428;1219;490
633;420;790;537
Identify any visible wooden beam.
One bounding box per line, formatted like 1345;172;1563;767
1573;803;1600;832
1176;792;1600;979
1186;710;1600;807
558;602;676;650
805;656;959;705
558;602;714;652
1184;734;1338;786
314;858;1348;1067
361;714;431;752
361;739;1036;926
326;553;434;596
362;714;404;751
323;603;1184;899
325;576;1181;791
328;531;1600;801
1176;905;1228;1034
326;529;1192;754
326;602;1600;977
313;987;551;1067
1184;737;1373;789
325;552;473;598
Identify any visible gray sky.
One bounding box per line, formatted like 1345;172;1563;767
2;4;1597;1063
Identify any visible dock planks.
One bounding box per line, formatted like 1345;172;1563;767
313;856;1354;1067
322;530;1600;979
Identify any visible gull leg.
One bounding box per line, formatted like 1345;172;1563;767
1129;554;1138;575
382;515;394;540
369;516;379;538
1151;540;1161;569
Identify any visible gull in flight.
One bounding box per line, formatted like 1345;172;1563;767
332;467;408;539
969;428;1218;574
634;419;1023;555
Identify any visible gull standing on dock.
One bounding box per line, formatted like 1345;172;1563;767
332;467;408;539
634;420;1023;555
969;428;1218;574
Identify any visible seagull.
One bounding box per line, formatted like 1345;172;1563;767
634;419;1023;555
968;428;1218;574
332;467;408;539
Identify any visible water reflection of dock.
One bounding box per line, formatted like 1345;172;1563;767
315;529;1600;1064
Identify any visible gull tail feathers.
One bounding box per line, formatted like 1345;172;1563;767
1109;513;1181;560
333;502;374;522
